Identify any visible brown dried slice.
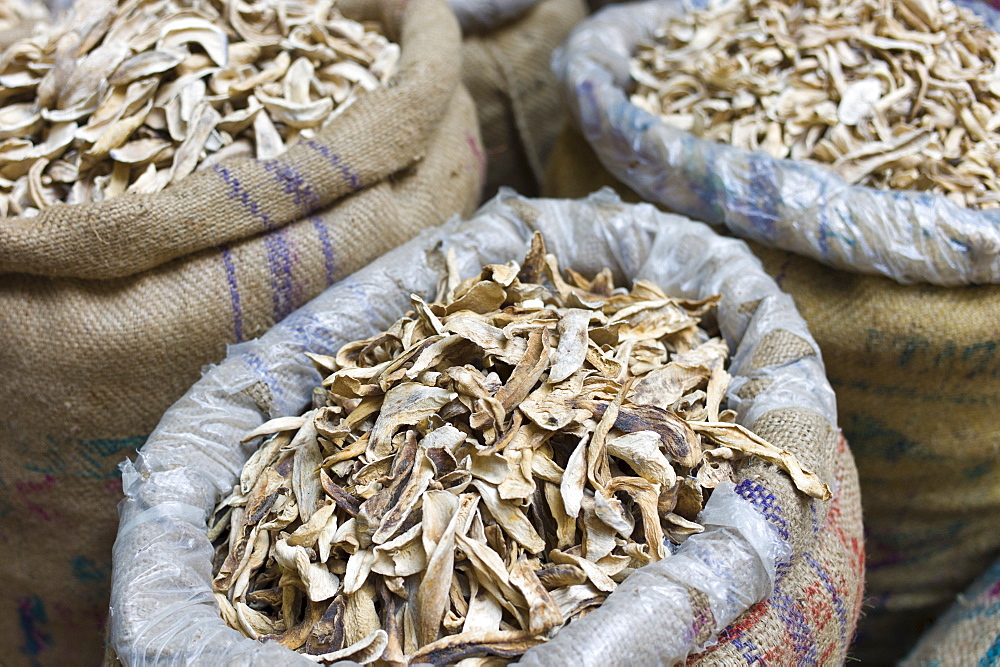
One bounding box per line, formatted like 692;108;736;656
372;523;426;577
418;493;476;645
470;480;545;554
549;549;616;593
606;431;677;489
508;558;563;636
292;421;323;523
302;629;388;664
410;630;546;665
582;400;702;468
535;563;587;589
367;383;456;458
371;451;434;544
559;434;588;519
549;584;605;622
445;314;528;366
692;421;831;500
548;309;592;383
495;330;551;412
454;533;527;612
264;599;326;650
606;476;668;560
241;415;309;444
273;538;340;602
304;596;346;655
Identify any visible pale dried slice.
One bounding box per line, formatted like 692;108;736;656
691;421;831;500
212;238;825;663
630;0;1000;208
0;0;398;209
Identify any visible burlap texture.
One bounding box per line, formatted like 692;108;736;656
460;0;586;200
686;328;865;665
544;122;998;664
750;242;1000;663
690;433;864;665
0;0;466;279
902;557;1000;666
0;0;485;663
543;122;643;203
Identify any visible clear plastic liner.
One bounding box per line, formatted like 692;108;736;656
110;189;834;664
446;0;539;32
517;481;791;666
553;0;1000;286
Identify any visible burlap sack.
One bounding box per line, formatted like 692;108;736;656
545;107;1000;664
459;0;586;200
108;190;861;664
748;243;1000;663
0;0;484;663
902;557;1000;666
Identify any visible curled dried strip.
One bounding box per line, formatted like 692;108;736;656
212;233;828;664
631;0;1000;209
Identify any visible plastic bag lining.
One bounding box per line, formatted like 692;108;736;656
553;0;1000;286
110;190;834;665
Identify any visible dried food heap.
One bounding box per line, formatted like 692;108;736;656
211;234;829;665
0;0;399;216
630;0;1000;209
0;0;48;34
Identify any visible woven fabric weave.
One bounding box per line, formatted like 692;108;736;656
544;121;999;664
460;0;586;200
0;1;484;663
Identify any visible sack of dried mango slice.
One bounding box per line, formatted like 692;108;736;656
552;0;1000;660
0;0;482;662
458;0;586;200
109;190;862;665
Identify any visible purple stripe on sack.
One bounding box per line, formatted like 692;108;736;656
772;588;818;665
262;159;320;212
310;216;337;285
219;244;245;343
303;139;361;190
213;165;275;230
264;228;300;323
730;637;765;664
735;479;790;540
804;552;849;647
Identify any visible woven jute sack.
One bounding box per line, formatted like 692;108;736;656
107;190;862;665
459;0;586;200
0;0;484;663
545;115;1000;664
902;556;1000;666
747;243;1000;663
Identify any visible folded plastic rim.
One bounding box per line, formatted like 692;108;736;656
110;190;833;665
553;0;1000;286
